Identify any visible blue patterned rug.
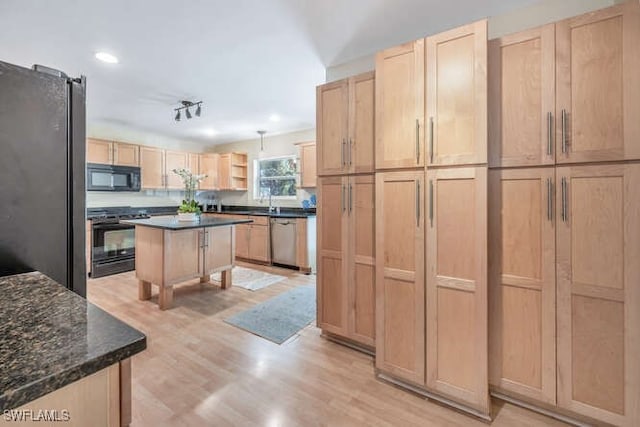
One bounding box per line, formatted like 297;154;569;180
224;284;316;344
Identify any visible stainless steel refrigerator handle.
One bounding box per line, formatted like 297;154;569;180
547;178;553;221
349;138;353;166
415;119;420;164
349;183;353;213
429;180;433;227
561;109;567;154
547;112;553;156
415;180;420;227
429;116;434;163
562;177;567;222
341;184;345;213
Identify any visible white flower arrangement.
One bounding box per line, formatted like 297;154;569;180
173;168;207;213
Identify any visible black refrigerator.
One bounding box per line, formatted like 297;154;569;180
0;60;87;296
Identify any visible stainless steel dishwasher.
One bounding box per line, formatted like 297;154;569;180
270;218;297;266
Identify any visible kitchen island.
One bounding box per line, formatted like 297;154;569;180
122;216;252;310
0;272;146;426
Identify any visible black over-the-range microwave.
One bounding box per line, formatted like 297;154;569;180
87;163;141;192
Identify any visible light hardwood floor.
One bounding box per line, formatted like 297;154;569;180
88;263;567;427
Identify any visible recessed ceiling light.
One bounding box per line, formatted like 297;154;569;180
269;114;280;122
95;52;119;64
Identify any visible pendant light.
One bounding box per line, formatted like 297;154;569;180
257;130;267;159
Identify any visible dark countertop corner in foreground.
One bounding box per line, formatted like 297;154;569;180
0;272;146;411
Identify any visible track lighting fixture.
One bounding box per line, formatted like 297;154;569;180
174;100;202;122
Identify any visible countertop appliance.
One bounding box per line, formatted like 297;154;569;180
90;209;150;278
0;61;86;296
270;218;297;267
87;163;141;192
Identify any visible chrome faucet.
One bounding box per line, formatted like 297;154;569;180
260;188;275;213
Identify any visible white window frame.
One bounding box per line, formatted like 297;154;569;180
252;155;298;201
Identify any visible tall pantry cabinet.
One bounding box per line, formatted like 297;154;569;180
317;71;376;349
489;3;640;426
375;19;490;416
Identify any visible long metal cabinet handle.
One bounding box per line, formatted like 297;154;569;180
349;183;353;214
429;117;434;163
341;184;345;213
547;178;553;221
415;180;420;227
561;109;567;154
429;180;433;227
547;112;553;156
561;177;567;222
415;119;420;164
341;139;346;167
349;139;353;166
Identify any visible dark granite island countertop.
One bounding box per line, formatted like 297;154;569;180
0;272;146;411
121;216;252;230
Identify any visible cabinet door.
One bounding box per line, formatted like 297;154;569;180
299;143;316;188
426;20;487;166
556;164;640;426
140;146;164;189
488;168;556;405
317;176;348;336
488;25;555;167
348;175;375;347
203;226;233;274
248;225;270;262
218;154;231;190
556;2;640;163
113;142;140;167
317;80;348;176
187;153;199;174
426;167;489;415
375;40;425;169
87;138;113;164
349;72;375;173
163;229;203;284
235;223;250;259
165;151;189;189
375;171;424;385
199;153;219;190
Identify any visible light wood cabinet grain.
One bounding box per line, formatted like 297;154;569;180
488;168;556;405
203;226;234;275
199;153;219;190
375;40;424;169
86;138;113;164
248;224;270;263
297;142;317;188
350;72;375;174
113;142;139;167
425;167;489;415
140;146;165;189
165;151;189;189
375;171;424;385
488;24;555;167
426;20;487;167
234;223;250;260
187;152;199;175
556;163;640;426
556;2;640;164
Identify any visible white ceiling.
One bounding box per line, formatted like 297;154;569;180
0;0;537;145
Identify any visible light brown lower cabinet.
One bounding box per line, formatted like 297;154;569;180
375;170;425;385
317;175;375;347
488;167;556;405
426;166;489;415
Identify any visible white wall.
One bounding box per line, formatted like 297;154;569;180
325;0;619;82
209;129;316;208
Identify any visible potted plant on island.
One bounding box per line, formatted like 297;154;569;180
173;168;207;221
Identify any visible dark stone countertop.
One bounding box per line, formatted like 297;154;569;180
202;207;316;219
121;216;253;230
0;272;146;411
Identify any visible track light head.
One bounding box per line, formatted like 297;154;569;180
195;103;201;117
174;110;181;121
185;108;192;119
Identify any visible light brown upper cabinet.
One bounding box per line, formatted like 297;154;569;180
187;153;199;175
318;174;376;347
87;139;140;166
317;72;375;176
488;168;556;405
375;171;425;385
376;41;424;170
140;146;164;189
199;153;219;190
297;142;317;188
556;163;640;426
165;150;189;189
556;2;640;164
317;176;348;337
218;152;248;191
426;21;487;167
425;167;489;415
488;25;555;167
